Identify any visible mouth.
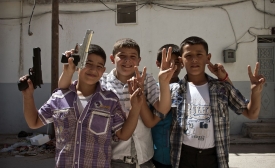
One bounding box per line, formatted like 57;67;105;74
86;73;97;78
191;65;200;68
122;65;133;68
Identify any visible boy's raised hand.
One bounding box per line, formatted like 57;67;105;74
133;66;146;91
19;75;34;96
158;47;177;84
248;62;265;93
127;79;143;109
207;61;227;80
63;49;77;74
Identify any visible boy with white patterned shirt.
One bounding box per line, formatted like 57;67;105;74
58;38;176;167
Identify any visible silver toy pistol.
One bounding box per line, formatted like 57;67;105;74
61;29;94;69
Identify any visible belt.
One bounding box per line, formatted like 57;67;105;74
112;156;137;164
182;144;216;154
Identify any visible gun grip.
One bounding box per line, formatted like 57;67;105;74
18;80;29;91
61;54;80;66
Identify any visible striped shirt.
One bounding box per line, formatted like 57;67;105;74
170;74;249;168
38;81;126;168
100;68;160;164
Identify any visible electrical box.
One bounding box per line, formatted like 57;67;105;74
271;27;275;35
223;49;236;63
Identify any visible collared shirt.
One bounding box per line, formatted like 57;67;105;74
100;68;160;165
38;81;126;168
170;74;249;168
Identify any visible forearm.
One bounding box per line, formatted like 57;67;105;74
140;95;161;128
23;95;43;129
116;107;140;141
58;71;73;89
155;82;171;114
244;91;261;119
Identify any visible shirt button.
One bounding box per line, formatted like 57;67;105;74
75;162;77;164
77;141;79;144
78;121;81;124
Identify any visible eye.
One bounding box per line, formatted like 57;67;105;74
119;55;125;59
185;55;191;58
97;65;103;69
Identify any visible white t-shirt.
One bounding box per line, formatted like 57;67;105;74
77;94;93;114
183;82;215;149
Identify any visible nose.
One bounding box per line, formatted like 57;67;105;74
191;56;197;62
124;57;130;63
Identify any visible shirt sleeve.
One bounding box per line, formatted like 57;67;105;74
170;83;180;108
226;82;249;115
144;73;160;106
38;95;55;125
112;100;126;142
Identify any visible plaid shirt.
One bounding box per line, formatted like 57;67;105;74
170;74;249;168
38;81;126;168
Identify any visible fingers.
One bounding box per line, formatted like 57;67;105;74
27;78;34;89
161;48;167;69
134;66;140;78
161;47;172;69
127;78;138;94
259;76;265;84
19;75;29;82
132;87;142;97
127;79;134;94
65;49;75;57
254;62;259;77
247;65;253;79
166;47;172;63
207;64;214;73
141;67;147;79
207;60;213;67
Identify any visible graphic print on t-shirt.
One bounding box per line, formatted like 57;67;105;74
183;82;215;149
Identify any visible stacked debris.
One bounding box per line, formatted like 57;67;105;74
0;132;55;157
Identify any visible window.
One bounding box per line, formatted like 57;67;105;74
116;3;137;25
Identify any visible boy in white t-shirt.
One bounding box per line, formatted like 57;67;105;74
167;36;265;168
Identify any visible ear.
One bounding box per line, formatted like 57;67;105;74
136;57;141;66
207;53;211;62
110;54;115;64
156;60;161;68
179;56;184;69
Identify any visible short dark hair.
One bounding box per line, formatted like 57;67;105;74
88;44;106;65
112;38;140;57
179;36;208;55
157;44;180;63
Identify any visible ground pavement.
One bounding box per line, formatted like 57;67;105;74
0;134;274;168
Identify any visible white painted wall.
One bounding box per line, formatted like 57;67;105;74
0;0;274;82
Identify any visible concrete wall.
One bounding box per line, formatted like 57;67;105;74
0;0;274;134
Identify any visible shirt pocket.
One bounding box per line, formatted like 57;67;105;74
88;110;110;135
53;108;76;128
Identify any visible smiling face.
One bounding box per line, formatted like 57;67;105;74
181;44;211;78
110;47;141;81
78;53;106;86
